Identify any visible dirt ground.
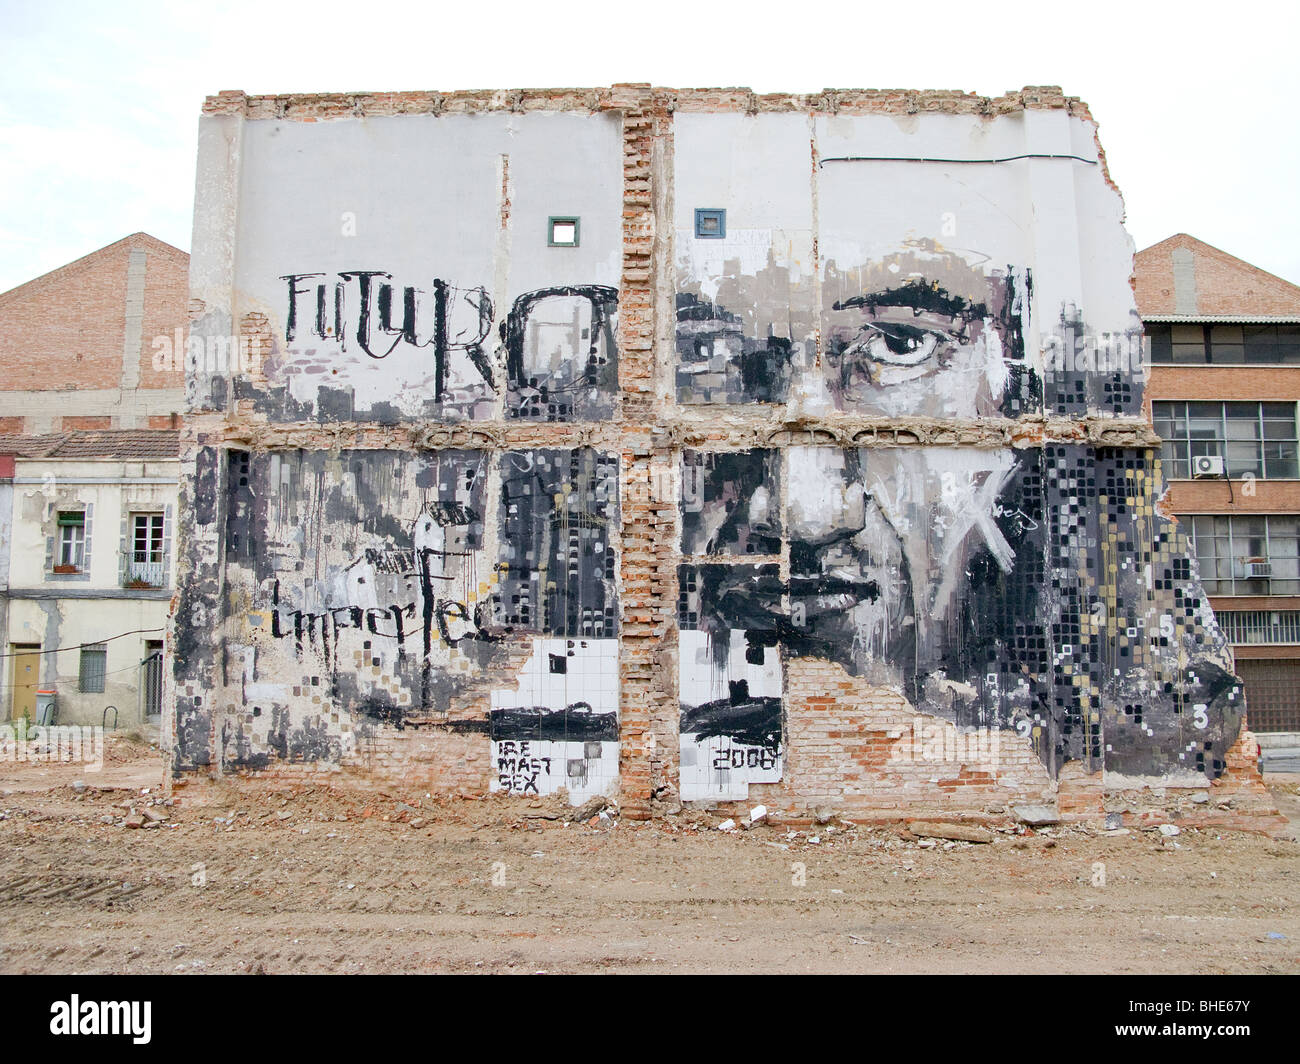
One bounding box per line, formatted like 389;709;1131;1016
1;733;1297;975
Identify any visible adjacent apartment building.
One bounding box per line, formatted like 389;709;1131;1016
1138;233;1300;759
0;233;186;727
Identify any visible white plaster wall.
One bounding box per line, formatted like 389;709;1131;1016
2;458;176;726
204;111;623;417
6;597;167;726
815;108;1135;362
6;460;178;591
672;108;1138;387
673;112;816;301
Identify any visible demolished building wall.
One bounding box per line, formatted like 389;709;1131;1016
169;84;1263;822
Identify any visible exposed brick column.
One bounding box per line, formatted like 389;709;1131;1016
614;85;669;819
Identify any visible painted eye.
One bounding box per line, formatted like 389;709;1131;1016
859;324;943;367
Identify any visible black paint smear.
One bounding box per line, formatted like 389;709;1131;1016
503;285;619;422
681;449;782;556
788;576;882;599
193;446;219;526
433;278;448;400
681;564;784;635
497;449;618;637
281;273;326;342
675;294;793;404
173;700;212;770
338;271;401;360
489;703;618;742
833;278;985;320
680;695;782;754
994;267;1040;417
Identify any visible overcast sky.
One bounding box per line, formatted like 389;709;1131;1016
2;0;1297;294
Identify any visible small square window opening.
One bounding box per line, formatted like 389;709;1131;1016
548;217;580;247
695;208;726;239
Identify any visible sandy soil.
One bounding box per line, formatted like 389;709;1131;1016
1;736;1297;975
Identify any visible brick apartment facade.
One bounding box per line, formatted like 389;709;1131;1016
1138;233;1300;742
0;234;187;727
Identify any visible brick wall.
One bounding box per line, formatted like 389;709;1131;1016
138;243;191;391
0;232;189;430
1135;233;1300;316
0;241;131;392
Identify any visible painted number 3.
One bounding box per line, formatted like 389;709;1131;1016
1193;704;1209;730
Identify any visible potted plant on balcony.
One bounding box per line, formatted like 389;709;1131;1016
52;564;79;574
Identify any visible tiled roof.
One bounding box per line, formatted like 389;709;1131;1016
0;434;65;458
0;430;180;460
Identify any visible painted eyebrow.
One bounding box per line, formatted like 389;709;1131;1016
859;320;958;338
832;279;986;319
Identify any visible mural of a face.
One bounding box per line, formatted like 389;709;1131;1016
824;277;1014;418
787;448;915;680
783;446;1032;714
681;449;782;557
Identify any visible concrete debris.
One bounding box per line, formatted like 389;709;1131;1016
717;819;736;832
908;821;994;844
570;795;611;823
1013;805;1060;826
124;814;145;829
409;818;427;829
141;807;168;824
1158;824;1181;836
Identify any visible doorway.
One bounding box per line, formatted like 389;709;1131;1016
9;644;41;721
141;640;164;721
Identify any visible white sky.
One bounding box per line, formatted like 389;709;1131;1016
2;0;1297;294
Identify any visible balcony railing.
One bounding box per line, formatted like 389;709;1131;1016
123;559;167;588
1216;610;1300;645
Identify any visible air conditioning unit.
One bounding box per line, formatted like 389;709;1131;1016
1192;455;1226;478
1245;560;1273;579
